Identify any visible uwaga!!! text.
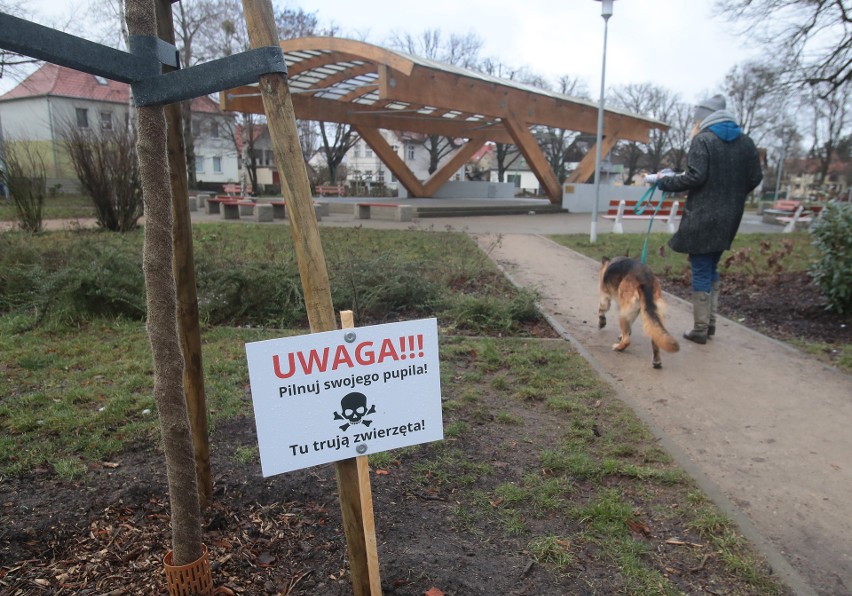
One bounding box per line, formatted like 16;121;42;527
273;335;428;397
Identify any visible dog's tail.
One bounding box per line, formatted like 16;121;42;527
638;283;679;353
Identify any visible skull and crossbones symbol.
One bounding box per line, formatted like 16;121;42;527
334;392;376;431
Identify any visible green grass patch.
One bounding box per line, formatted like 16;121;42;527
0;194;97;221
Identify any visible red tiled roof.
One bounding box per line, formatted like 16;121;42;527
0;63;223;113
0;63;129;103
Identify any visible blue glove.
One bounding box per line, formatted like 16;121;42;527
656;179;666;190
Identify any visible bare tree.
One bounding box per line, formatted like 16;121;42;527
610;83;680;181
533;75;590;184
319;122;358;184
715;0;851;96
805;84;850;187
477;59;535;182
667;101;695;172
0;1;40;80
723;61;784;145
172;0;222;188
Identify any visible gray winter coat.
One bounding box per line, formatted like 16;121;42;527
658;128;763;255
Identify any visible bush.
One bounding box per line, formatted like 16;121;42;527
195;259;306;327
809;201;852;314
0;141;47;233
61;123;143;232
0;233;145;324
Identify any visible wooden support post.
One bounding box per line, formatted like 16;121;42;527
502;114;562;203
241;3;378;594
356;125;425;198
422;138;485;197
156;0;211;511
339;310;382;595
566;131;620;184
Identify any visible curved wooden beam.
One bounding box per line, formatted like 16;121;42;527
280;37;415;76
355;125;425;197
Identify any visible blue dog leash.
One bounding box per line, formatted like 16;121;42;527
634;186;669;264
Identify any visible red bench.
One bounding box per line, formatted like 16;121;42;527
222;183;252;196
316;184;345;197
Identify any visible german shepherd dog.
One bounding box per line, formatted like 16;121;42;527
598;256;679;368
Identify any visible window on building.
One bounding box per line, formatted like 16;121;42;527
252;149;263;164
195;156;205;173
100;111;113;130
365;170;373;180
507;174;521;188
94;75;109;86
213;156;222;173
406;144;415;161
354;144;361;158
211;122;219;138
365;147;373;158
76;108;89;128
265;150;274;166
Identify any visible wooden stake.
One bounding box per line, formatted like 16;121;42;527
240;3;378;593
155;0;212;511
340;311;382;595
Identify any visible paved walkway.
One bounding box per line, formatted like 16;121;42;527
10;205;850;594
477;232;850;596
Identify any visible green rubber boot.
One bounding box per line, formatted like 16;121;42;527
708;281;720;338
684;291;711;345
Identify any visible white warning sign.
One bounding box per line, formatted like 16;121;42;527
245;318;443;476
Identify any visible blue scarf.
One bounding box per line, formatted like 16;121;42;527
708;121;742;142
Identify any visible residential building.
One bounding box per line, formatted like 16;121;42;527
344;130;465;195
0;63;238;192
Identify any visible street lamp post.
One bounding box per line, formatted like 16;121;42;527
590;0;615;243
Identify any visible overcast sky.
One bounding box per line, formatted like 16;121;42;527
12;0;762;103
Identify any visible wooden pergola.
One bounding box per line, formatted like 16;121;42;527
221;37;666;204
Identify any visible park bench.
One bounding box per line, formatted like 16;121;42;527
776;204;824;232
601;199;683;234
316;183;345;197
762;200;803;224
222;183;241;196
354;202;414;222
269;200;325;221
205;196;239;215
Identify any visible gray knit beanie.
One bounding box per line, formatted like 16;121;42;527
694;94;726;123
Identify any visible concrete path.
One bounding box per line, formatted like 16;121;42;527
477;232;851;596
